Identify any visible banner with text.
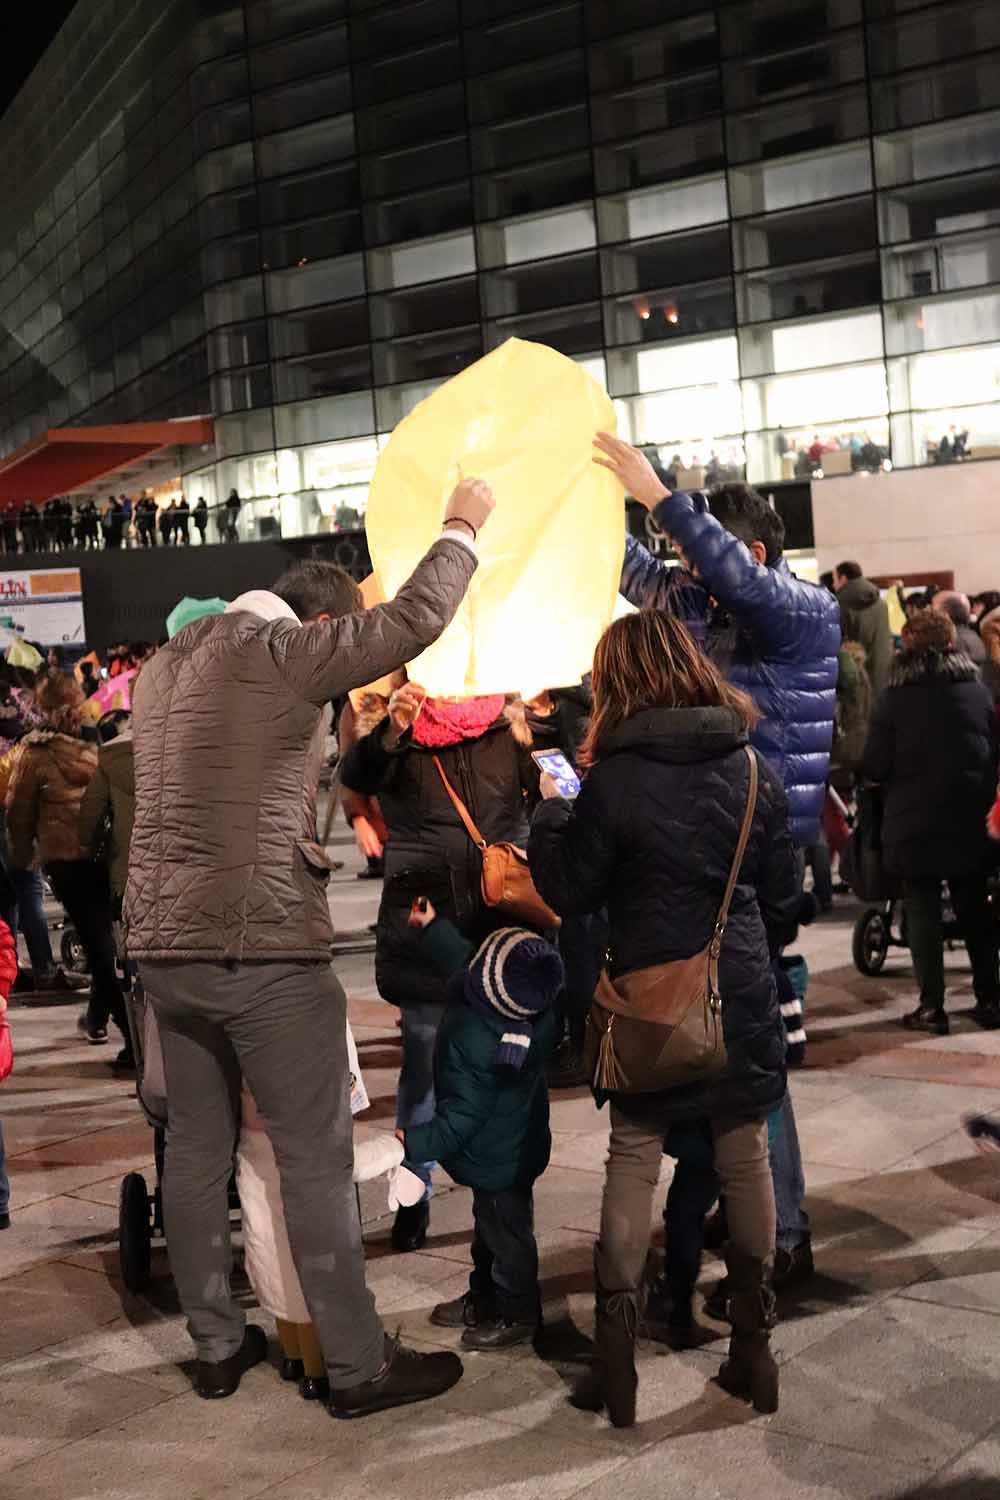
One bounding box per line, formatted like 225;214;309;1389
0;569;85;647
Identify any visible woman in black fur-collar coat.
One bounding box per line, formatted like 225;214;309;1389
862;609;999;1034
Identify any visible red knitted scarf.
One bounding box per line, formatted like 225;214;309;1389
411;695;506;748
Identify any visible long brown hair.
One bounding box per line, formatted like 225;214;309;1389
579;610;758;767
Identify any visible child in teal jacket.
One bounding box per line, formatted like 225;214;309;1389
404;899;563;1351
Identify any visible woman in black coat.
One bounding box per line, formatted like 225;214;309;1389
340;683;538;1251
528;610;798;1426
861;609;999;1034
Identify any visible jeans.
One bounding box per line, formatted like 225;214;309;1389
470;1186;539;1323
144;959;385;1385
771;1089;811;1253
904;875;998;1011
0;1119;8;1216
396;1001;446;1196
663;1122;720;1301
598;1105;775;1293
46;860;127;1039
11;868;54;975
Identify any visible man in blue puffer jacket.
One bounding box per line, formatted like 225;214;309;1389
594;430;841;1299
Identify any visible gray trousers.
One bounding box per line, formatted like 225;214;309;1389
143;959;384;1388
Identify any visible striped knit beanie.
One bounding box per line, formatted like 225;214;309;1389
464;927;565;1069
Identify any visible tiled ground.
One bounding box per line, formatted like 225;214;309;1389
4;849;1000;1498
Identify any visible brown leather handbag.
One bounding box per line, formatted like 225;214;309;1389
584;746;758;1095
433;756;561;931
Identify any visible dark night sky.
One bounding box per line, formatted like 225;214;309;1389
0;1;80;117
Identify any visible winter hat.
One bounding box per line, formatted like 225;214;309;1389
464;927;565;1069
166;596;228;638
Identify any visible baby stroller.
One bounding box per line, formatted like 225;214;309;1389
118;973;241;1294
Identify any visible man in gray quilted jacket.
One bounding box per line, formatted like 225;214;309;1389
125;479;494;1419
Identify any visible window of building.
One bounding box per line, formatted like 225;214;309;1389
604;277;736;348
739;309;884;376
481;251;599;319
373;323;482;385
872;53;1000;135
475;150;593;221
469;51;586;125
357;83;465;154
873;108;1000;188
607;333;740;399
723;31;866;113
247;0;347;45
478;204;596;268
867;1;1000;76
597;173;728;246
365;181;473;246
744;418;889;483
727;85;870;165
485;300;603;356
267;255;366;314
589;12;719;93
274;344;373;401
882;225;1000;302
464;4;582;73
591;74;721;144
249;24;349;90
471;105;590;174
368;231;476;291
890;403;1000;469
253;73;353;139
273;391;376;447
884;287;1000;355
255;114;356;179
733;195;876;273
370;275;480;339
742;360;888;435
879;167;1000;246
353;38;462;107
261;211;363;271
361;136;470;200
595;120;726;195
736;251;881;323
375;377;446;432
602;227;731;297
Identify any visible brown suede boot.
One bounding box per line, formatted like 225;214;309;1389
571;1262;639;1429
715;1246;779;1415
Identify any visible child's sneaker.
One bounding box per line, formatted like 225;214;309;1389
430;1291;494;1329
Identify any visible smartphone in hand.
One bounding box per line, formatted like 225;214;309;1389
531;749;581;799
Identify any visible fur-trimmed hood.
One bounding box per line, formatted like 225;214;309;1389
887;648;980;689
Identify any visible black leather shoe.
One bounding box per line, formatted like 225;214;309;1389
461;1317;537;1351
972;1000;1000;1031
280;1357;304;1382
300;1375;331;1401
391;1199;429;1253
430;1291;493;1328
0;1211;9;1230
902;1005;949;1035
329;1335;463;1419
195;1324;268;1399
772;1238;814;1291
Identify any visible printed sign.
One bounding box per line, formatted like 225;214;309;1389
0;568;85;647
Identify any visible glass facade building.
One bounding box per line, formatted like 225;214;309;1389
2;0;1000;538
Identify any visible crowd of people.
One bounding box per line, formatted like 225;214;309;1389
0;488;244;554
3;434;1000;1438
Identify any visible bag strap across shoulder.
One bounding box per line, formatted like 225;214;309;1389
433;755;487;851
710;746;759;955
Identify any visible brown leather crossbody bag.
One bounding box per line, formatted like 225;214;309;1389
584;746;758;1095
433;756;561;931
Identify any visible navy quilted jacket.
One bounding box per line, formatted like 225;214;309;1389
621;492;841;846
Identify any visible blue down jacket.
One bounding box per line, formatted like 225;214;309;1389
621;492;841;846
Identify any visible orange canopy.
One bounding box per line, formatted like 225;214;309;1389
0;418;214;501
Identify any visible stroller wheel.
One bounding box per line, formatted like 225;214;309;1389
119;1172;152;1294
853;906;890;976
60;926;90;976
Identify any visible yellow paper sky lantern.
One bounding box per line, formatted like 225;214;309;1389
365;338;622;700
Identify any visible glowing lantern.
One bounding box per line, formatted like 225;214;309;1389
365;337;621;698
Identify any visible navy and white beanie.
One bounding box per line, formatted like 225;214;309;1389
464;927;565;1069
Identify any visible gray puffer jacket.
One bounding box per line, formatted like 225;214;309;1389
125;538;476;961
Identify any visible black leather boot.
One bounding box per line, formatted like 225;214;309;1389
715;1247;779;1415
391;1199;429;1253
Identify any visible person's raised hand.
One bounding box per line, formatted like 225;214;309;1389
444;477;495;539
385;682;427;747
539;771;565;801
592;432;669;511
